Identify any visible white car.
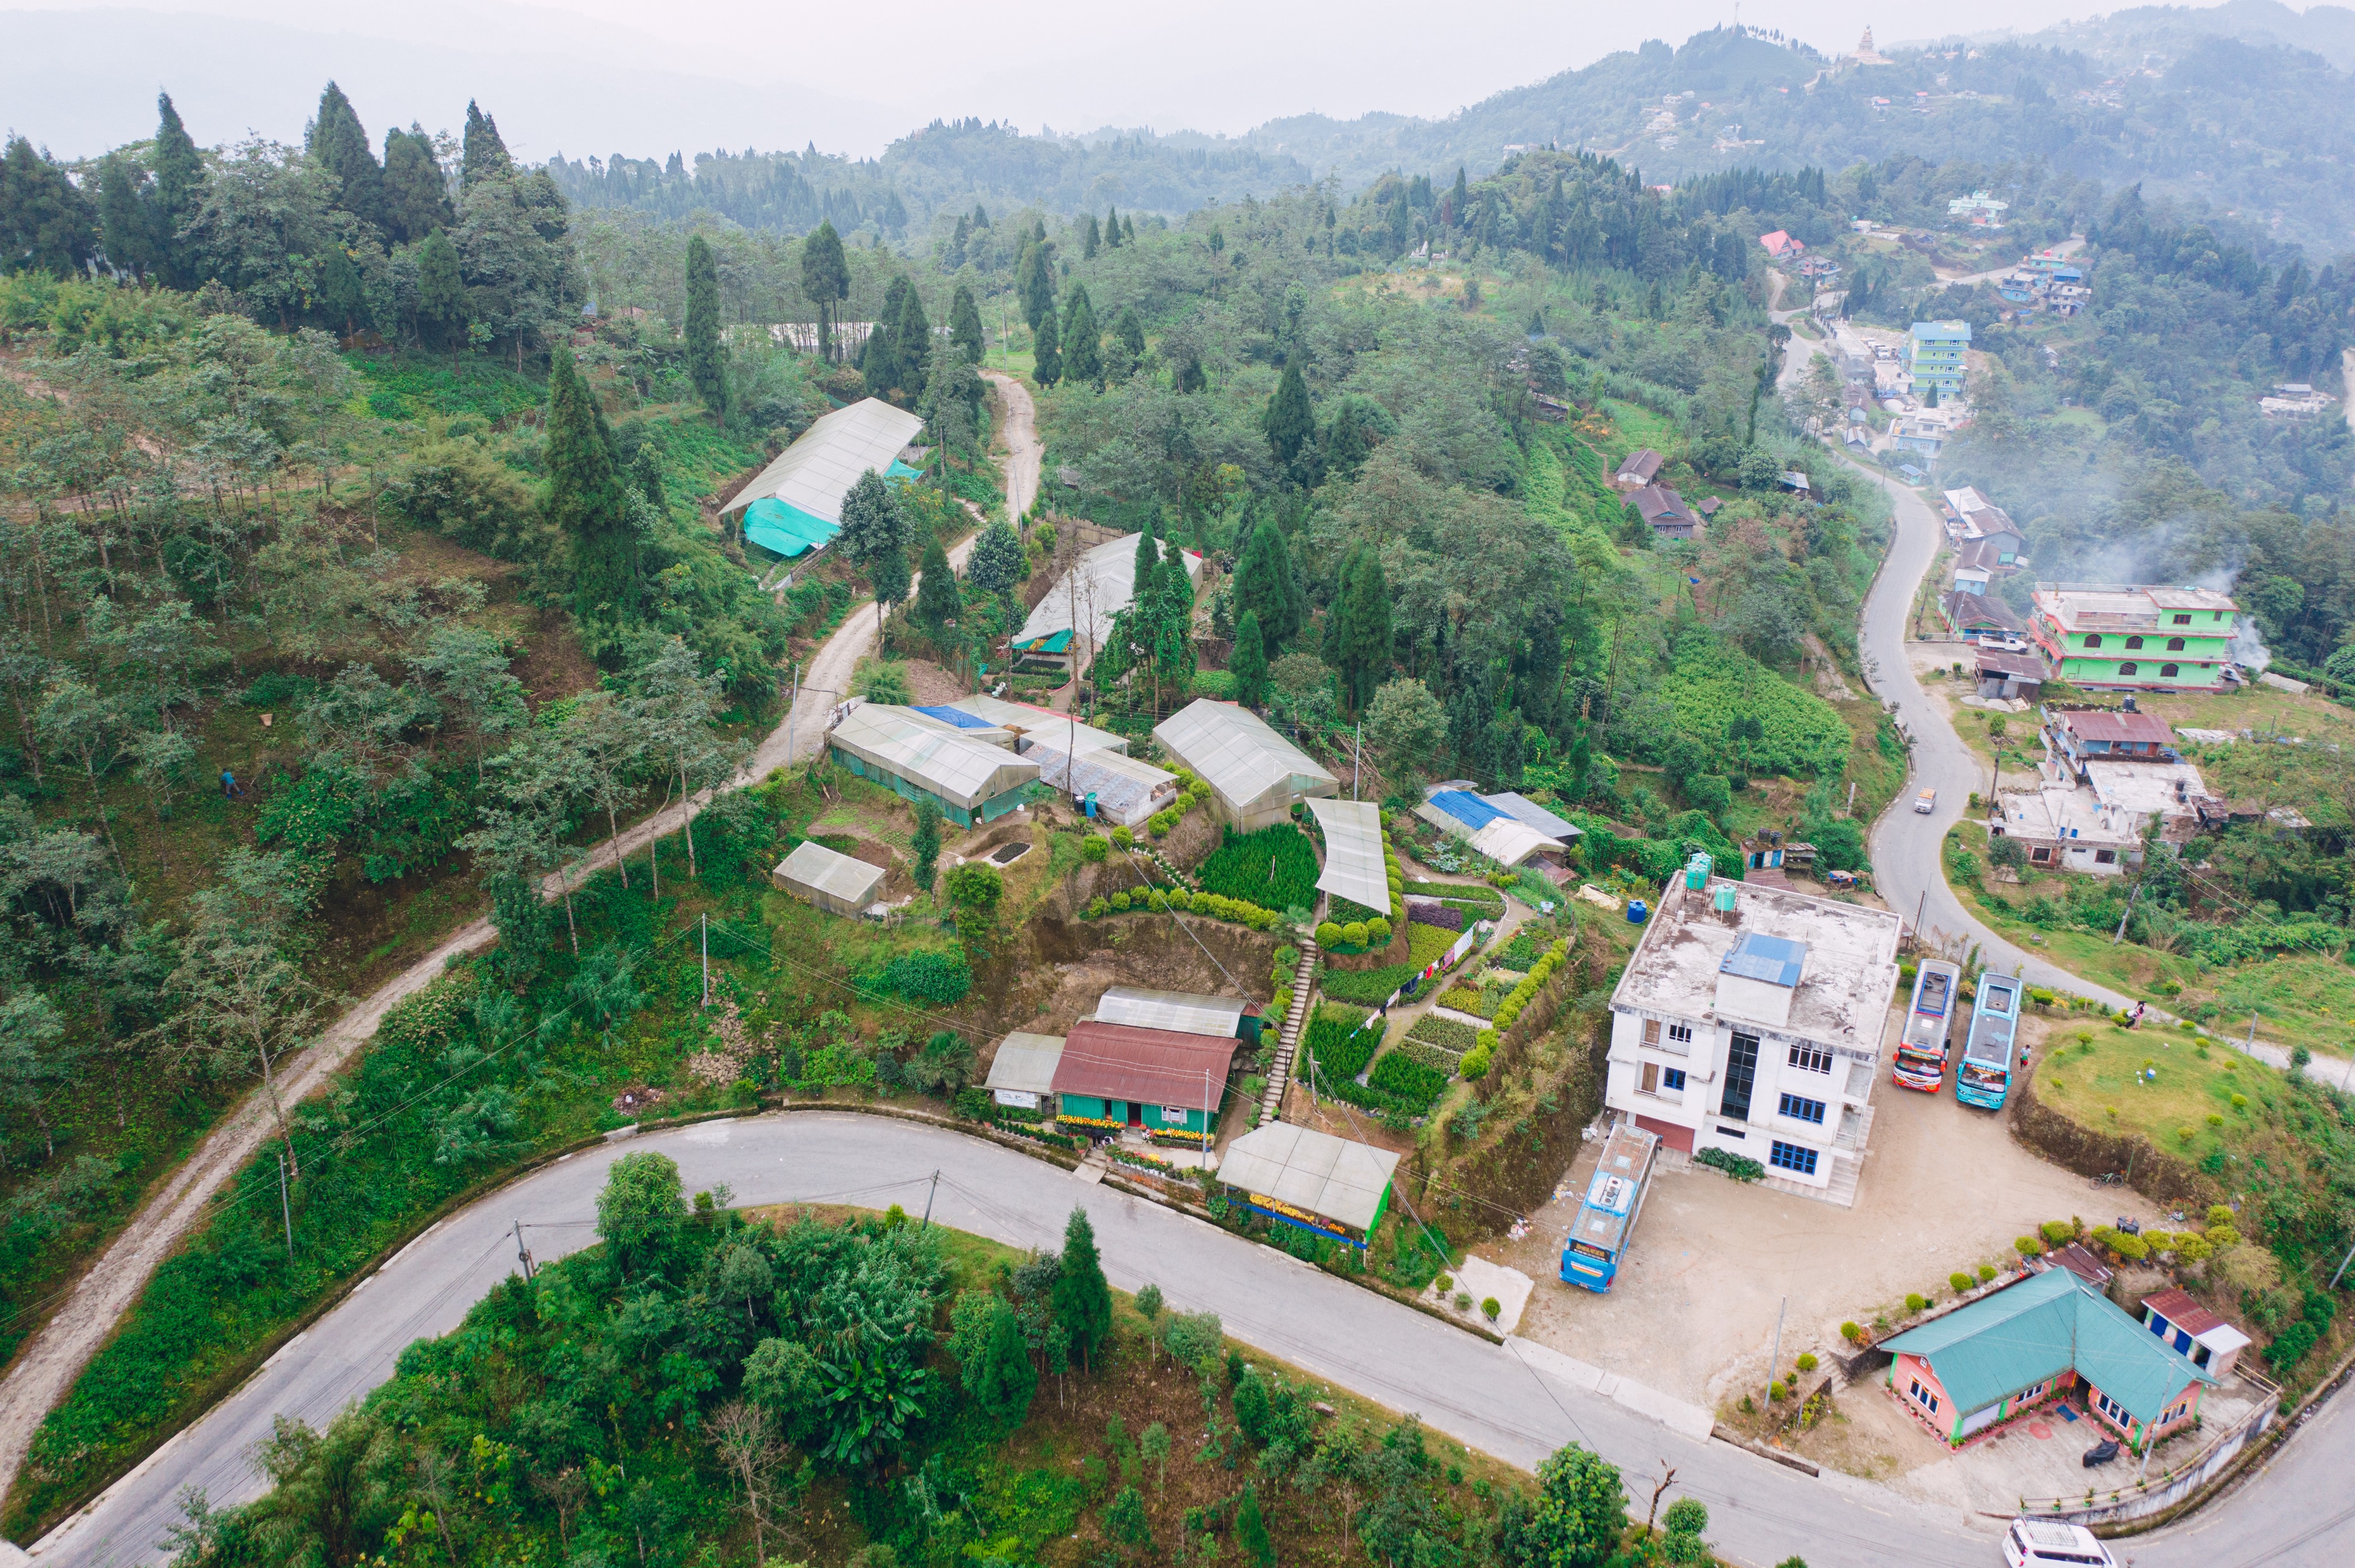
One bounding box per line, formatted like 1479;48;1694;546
2003;1519;2115;1567
1915;787;1938;814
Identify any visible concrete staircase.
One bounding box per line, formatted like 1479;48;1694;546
1259;932;1320;1122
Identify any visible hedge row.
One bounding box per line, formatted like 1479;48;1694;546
1082;885;1283;931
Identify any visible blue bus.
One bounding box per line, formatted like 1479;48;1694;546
1957;973;2022;1110
1562;1124;1659;1292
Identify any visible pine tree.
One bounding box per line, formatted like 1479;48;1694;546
893;278;931;403
545;351;639;633
838;471;909;633
911;797;943;893
1017;236;1055;332
869;540;911;633
966;1293;1036;1424
684;233;726;417
1080;214;1100;260
382;127;452;244
916;536;961;631
309;82;385;229
1122;215;1136;244
461;101;513;188
1231;609;1268;709
1063;287;1102;387
1116;307;1145;360
1232;519;1300;650
865;275;912;394
1324;543;1393;713
1237;1485;1275;1568
1104;205;1123;248
1053;1206;1113;1368
1450;166;1470;227
1264;362;1314;467
149;92;203;286
949;283;985;363
413;228;467;347
1031;307;1061;387
317;242;366;335
97;155;155;279
797;219;849;362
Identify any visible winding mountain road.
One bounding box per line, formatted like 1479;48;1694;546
0;374;1041;1528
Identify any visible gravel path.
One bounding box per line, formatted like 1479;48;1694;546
0;375;1042;1519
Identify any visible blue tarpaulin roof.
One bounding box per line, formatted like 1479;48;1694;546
914;705;997;729
1428;790;1505;831
741;497;841;559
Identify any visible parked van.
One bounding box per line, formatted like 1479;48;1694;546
1914;787;1938;814
2003;1519;2114;1567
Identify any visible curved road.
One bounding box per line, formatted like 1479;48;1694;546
0;375;1043;1519
23;1114;2345;1568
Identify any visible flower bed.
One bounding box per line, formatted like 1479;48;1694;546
1395;1040;1465;1075
1318;924;1465;1005
1403;900;1467;932
1402;879;1505;917
1406;1014;1481;1055
1436;985;1495;1019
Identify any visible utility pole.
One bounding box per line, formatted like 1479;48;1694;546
277;1150;293;1263
1353;721;1360;800
785;659;800;764
920;1169;941;1229
2111;881;2142;945
1766;1295;1786;1410
701;913;710;1006
513;1220;535;1281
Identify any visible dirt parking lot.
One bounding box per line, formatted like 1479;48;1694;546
1483;1008;2161;1434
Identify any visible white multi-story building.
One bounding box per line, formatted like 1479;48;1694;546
1605;868;1903;1204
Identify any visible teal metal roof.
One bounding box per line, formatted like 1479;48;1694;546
742;497;840;558
1881;1267;2210;1422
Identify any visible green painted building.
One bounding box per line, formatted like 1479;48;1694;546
1908;319;1972;398
2030;583;2241;692
1050;1020;1237;1145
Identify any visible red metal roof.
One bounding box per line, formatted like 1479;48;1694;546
2045;1242;2114;1287
1052;1021;1238;1112
2141;1287;2227;1336
2059;710;2174;745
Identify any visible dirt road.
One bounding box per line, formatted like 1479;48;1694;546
0;374;1044;1518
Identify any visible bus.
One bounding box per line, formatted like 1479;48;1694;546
1893;959;1961;1093
1562;1123;1659;1293
1957;973;2023;1110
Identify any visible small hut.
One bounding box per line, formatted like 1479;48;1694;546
772;840;885;917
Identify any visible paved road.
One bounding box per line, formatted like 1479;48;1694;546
24;1115;1997;1568
1933;236;2086;289
0;379;1042;1515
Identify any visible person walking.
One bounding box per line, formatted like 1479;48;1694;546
221;769;244;801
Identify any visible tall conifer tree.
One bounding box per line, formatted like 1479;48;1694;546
1264;362;1314;467
1031;308;1061;387
1062;286;1101;387
1324;543;1393;713
1053;1206;1114;1369
382;127;452;243
684;233;726;417
1231;610;1268;709
1080;214;1099;260
1103;205;1122;248
309;82;385;229
461;101;512;187
97;155;155;279
546;351;639;635
893;279;931;403
799;219;849;362
949;283;985;363
149;92;203;285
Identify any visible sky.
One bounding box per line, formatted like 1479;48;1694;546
0;0;2326;160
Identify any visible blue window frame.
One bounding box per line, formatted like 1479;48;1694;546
1778;1093;1828;1124
1769;1140;1819;1175
1662;1068;1686;1092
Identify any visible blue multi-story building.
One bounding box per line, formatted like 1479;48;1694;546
1908;319;1972;399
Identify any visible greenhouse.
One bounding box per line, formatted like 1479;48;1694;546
722;398;925;560
825;703;1040;827
1305;798;1390;912
1153;700;1337;831
945;694;1130;756
1218;1123;1399;1248
1026;744;1178;827
1012;535;1203;671
770;839;885;917
1095;986;1259;1042
1417;790;1562;867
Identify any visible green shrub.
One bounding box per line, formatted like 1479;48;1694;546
2040;1220;2075;1244
1977;1264;1997;1283
1950;1272;1974;1294
1315;921;1343;947
1086;897;1109;918
1111;890;1133;912
1905;1293;1928;1313
1694;1147;1765;1182
1306;1005;1383;1080
1795;1352;1817;1373
1198;825;1321;909
1365;916;1392;944
1840;1321;1864;1343
1406;1014;1482;1055
2015;1236;2042;1258
1081;835;1109;863
1459;1047;1490;1080
876;948;973;1004
1367;1051;1449;1111
1111;825;1134;848
1341;921;1369;948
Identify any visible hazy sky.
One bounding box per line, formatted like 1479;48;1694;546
0;0;2315;159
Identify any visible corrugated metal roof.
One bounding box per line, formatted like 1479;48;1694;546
2060;710;2175;745
1050;1021;1238;1112
1721;932;1808;987
828;704;1038;810
1028;745;1177;817
1153;700;1337;816
1882;1267;2210;1423
775;840;885;906
984;1032;1065;1096
1096;987;1250;1037
1485;793;1582;841
1469;818;1559;867
722;398;926;519
914;705;999;730
1306;798;1391;911
1428;790;1505;830
1218;1123;1400;1232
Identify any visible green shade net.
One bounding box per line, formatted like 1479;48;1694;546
741;497;840;559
